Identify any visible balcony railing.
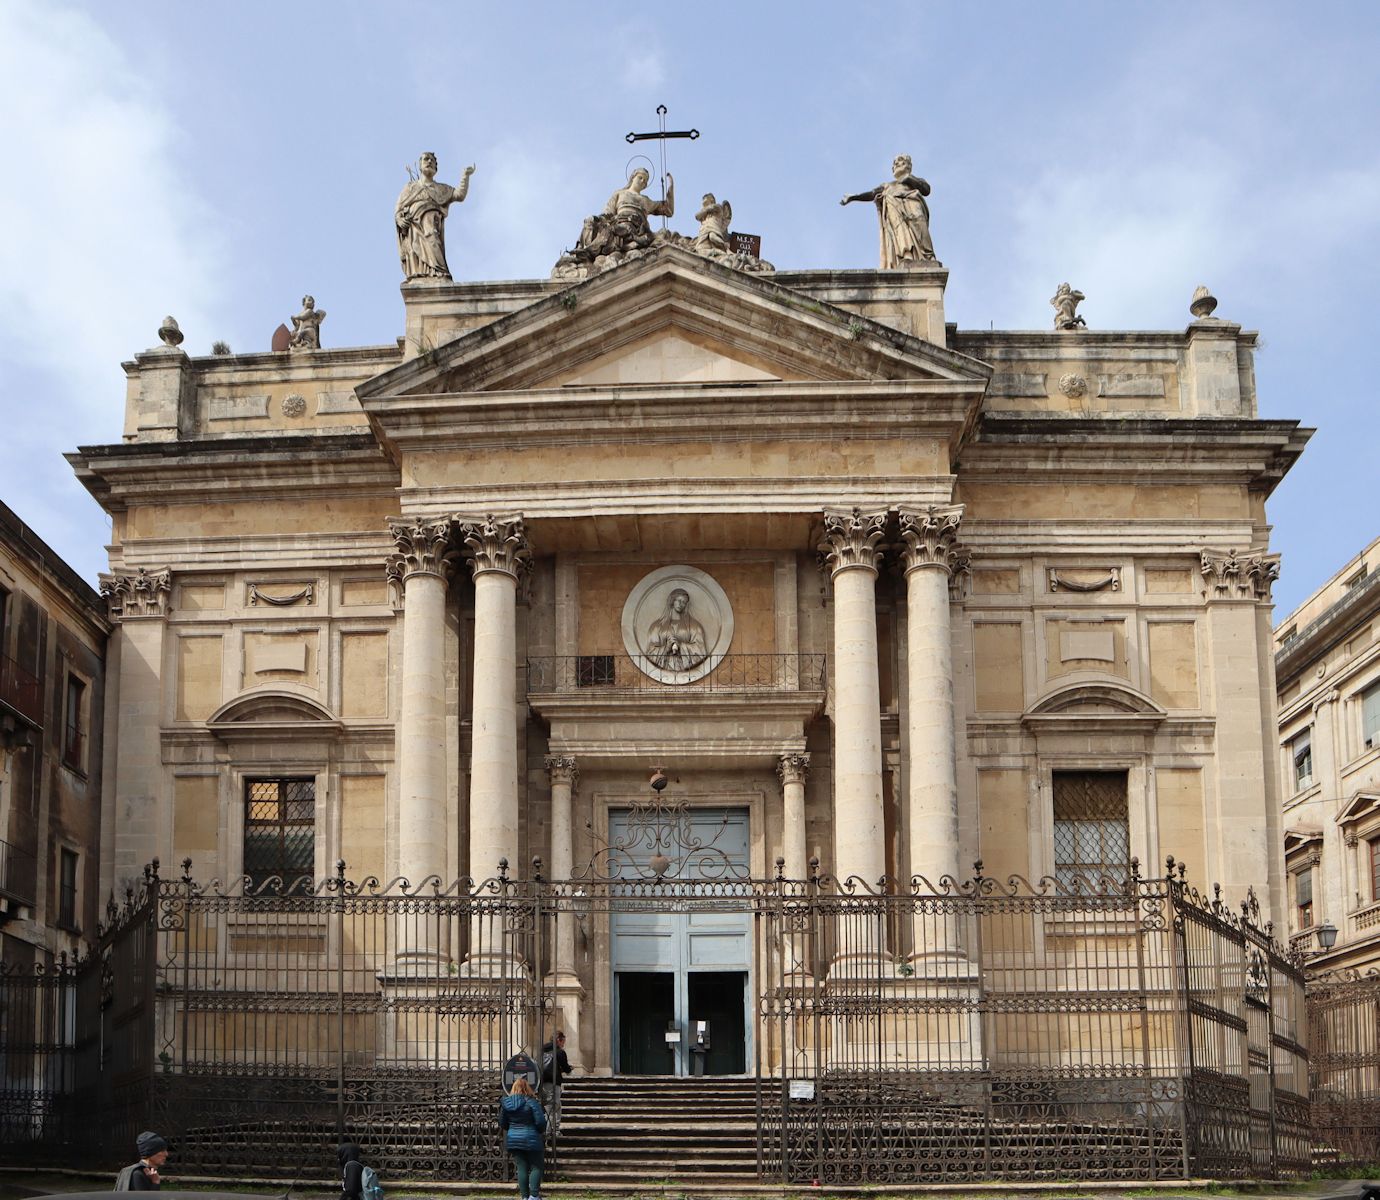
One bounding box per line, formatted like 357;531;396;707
528;653;827;693
0;651;42;728
0;838;38;906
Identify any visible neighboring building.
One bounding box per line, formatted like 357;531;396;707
0;500;109;968
1275;534;1380;970
63;186;1308;1083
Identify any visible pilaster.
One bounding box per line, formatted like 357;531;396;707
99;569;173;888
1200;547;1282;918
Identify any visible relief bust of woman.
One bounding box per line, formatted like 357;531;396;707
644;588;708;671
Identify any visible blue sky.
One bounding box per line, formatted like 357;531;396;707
1;1;1377;617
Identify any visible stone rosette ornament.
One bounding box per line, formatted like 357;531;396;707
1058;373;1088;399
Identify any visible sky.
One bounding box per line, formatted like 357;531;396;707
0;1;1377;618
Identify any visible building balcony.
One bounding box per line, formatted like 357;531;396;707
0;651;42;730
528;653;827;694
525;655;827;769
0;837;37;924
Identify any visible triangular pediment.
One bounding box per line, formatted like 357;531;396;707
359;245;991;402
543;328;791;387
1335;791;1380;829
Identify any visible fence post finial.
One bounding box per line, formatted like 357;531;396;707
775;856;785;881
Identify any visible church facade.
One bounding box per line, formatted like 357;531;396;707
68;173;1307;1096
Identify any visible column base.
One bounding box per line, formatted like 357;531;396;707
457;949;527;979
379;949;453;983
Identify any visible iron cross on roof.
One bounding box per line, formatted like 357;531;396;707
625;105;699;230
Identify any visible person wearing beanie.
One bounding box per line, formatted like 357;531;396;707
125;1131;168;1190
338;1141;364;1200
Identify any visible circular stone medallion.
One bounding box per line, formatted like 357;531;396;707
621;565;734;684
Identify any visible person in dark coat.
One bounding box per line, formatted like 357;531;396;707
126;1131;169;1190
539;1030;573;1135
499;1075;547;1200
338;1141;364;1200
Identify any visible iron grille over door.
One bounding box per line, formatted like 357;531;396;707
243;777;315;888
1052;769;1129;888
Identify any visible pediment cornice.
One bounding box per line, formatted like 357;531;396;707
357;246;991;456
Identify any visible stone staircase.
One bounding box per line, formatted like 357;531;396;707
553;1076;762;1184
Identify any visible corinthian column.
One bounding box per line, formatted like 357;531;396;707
386;520;455;890
818;508;888;890
898;506;967;891
460;515;530;883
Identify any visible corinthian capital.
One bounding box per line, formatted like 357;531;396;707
818;507;887;577
99;567;172;620
385;517;456;589
777;752;810;786
545;754;579;789
1200;548;1281;603
459;514;531;581
898;504;969;576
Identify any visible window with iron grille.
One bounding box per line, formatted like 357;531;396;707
244;778;316;888
577;655;615;687
57;847;78;932
1295;865;1313;929
62;675;85;770
1052;770;1129;889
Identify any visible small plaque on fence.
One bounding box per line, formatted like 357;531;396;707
789;1079;815;1101
503;1052;540;1091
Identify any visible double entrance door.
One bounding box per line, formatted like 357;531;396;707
609;806;751;1076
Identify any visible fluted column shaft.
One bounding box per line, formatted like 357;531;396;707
899;506;967;890
462;516;530;882
777;753;810;882
387;521;454;887
819;509;888;888
547;754;578;972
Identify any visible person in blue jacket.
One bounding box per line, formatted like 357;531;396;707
499;1075;547;1200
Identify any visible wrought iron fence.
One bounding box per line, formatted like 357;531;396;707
1306;967;1380;1167
526;653;827;692
0;855;1309;1183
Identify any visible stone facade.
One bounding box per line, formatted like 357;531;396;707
1275;535;1380;971
0;500;109;966
68;243;1307;1072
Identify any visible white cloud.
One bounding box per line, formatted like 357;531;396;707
0;1;224;578
1003;153;1380;331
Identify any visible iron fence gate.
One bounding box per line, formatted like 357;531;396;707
1;853;1309;1183
1306;967;1380;1167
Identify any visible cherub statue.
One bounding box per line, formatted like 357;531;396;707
694;193;732;257
841;154;937;268
288;295;326;351
1050;283;1087;331
395;153;475;281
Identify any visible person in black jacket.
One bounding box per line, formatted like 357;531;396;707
338;1141;364;1200
540;1030;573;1136
125;1131;169;1190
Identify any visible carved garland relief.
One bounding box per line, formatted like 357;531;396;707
621;565;734;684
